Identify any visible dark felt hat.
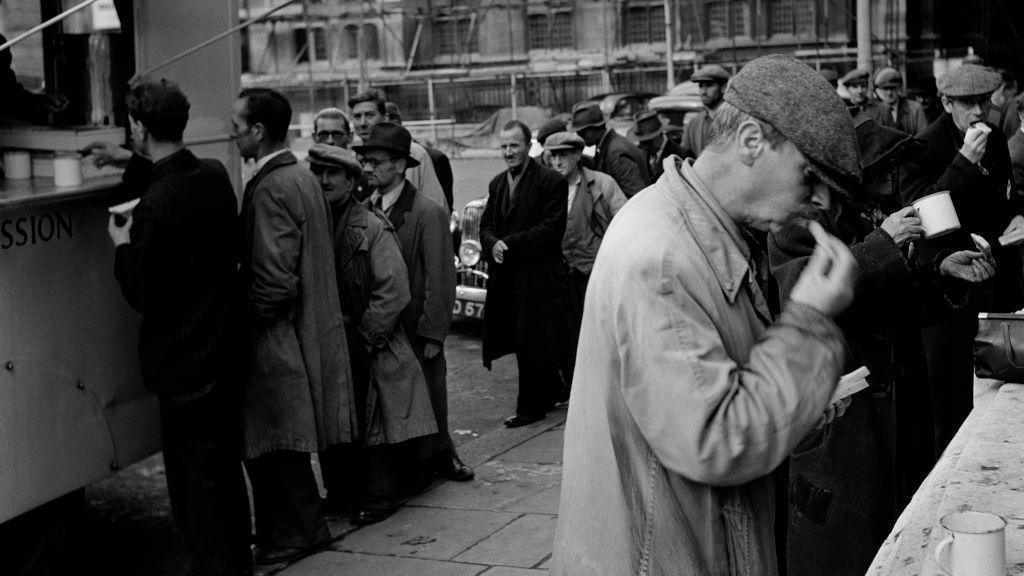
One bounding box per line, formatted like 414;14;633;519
543;131;585;151
692;64;731;84
352;122;420;168
937;65;1003;97
571;104;606;131
307;143;362;174
874;67;902;89
853;115;926;196
725;54;861;193
537;119;568;145
633;111;664;142
841;68;871;86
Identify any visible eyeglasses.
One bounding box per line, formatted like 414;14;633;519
314;130;348;143
360;156;394;168
949;95;990;109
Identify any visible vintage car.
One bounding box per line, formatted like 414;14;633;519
452;197;488;320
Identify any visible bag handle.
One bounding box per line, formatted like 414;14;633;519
1002;322;1024;369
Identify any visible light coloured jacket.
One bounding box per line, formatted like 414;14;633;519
551;158;846;576
562;167;627;274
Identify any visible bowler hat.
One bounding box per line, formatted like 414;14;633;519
307;143;362;175
874;67;902;89
633;111;664;142
725;55;860;194
352;122;420;167
692;64;731;84
841;68;871;86
571;104;605;131
544;131;585;152
937;65;1003;98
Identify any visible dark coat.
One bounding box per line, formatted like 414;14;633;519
330;196;436;446
238;151;355;459
869;97;928;136
594;129;651;197
1009;129;1024;191
479;158;567;367
650;138;685;181
114;150;239;398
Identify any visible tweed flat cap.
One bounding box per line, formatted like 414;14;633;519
571;104;605;131
544;131;585;151
692;64;731;84
841;68;870;86
874;67;902;88
937;65;1003;97
307;143;362;174
633;111;664;142
725;54;861;192
537;119;568;145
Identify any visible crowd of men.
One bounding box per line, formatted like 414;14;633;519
91;50;1024;576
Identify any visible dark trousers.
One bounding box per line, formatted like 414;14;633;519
322;443;405;513
159;382;252;576
515;329;561;418
921;304;977;457
245;451;328;550
562;267;590;386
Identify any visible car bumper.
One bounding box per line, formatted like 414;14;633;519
453;285;486;319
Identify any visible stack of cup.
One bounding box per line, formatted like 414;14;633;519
3;150;32;180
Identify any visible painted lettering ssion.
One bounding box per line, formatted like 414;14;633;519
0;212;72;249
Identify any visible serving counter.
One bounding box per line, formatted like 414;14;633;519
867;384;1024;575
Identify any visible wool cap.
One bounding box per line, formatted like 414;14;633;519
537;118;568;145
543;131;585;152
633;111;664;142
571;104;606;131
692;64;731;84
937;65;1003;97
307;143;362;174
874;67;902;88
841;68;871;86
352;122;421;168
725;54;861;193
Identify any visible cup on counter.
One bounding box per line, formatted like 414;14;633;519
934;510;1005;576
3;150;31;180
53;152;83;188
912;190;961;238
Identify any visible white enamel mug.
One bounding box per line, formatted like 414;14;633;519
934;510;1006;576
912;190;961;238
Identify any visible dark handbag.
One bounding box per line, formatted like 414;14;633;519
974;313;1024;381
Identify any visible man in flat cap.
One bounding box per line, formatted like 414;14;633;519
871;67;928;136
551;54;858;576
678;64;731;160
544;131;626;387
900;64;1024;455
572;103;651;197
841;68;880;116
635;110;685;180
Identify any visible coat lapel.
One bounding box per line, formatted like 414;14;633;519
243;151;298;206
387;180;417;232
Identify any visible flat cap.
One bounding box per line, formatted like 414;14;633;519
307;143;362;174
874;67;902;88
692;64;731;84
537;119;568;145
937;64;1003;97
725;54;860;193
841;68;870;86
543;131;585;151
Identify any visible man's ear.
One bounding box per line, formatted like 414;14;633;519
735;120;766;167
251;122;266;143
940;95;954;115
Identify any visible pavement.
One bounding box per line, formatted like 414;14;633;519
259;408;568;576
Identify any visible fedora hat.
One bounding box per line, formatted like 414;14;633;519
633;111;664;142
571;104;606;131
352;122;420;168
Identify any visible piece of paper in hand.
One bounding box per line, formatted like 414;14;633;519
831;366;870;404
108;198;140;216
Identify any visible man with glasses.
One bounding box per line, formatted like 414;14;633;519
312;107;351;148
901;64;1024;454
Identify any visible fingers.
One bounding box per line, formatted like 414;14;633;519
893;206;917;218
971;233;993;259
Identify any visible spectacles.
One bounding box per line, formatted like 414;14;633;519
314;130;348;143
949;95;990;109
360;156;394;168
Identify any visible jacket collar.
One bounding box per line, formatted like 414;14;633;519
247;150;298;193
150;148;197;181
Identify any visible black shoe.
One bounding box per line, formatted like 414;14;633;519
351;507;396;526
441;455;475;482
504;413;545;428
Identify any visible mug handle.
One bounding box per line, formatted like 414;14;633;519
934;536;954;575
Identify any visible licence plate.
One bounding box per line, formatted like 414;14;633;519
453;298;484;319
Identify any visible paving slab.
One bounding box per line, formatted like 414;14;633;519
332;506;519;561
453;514;557;568
281;551;487;576
504;484;561;515
497;429;565;464
479;567;549;575
409;460;561;512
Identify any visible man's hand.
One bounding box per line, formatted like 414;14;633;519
815;397;853;430
423;340;442;359
107;214;132;247
960;124;990;165
492;239;509;264
84;141;132;169
940;250;996;283
880;206;924;248
1000;215;1024;246
789;221;857;317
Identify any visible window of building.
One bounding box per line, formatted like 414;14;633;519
624;3;666;44
363;24;380;59
527;11;574;50
293;26;327;63
342;25;358;59
435;17;478;56
769;0;816;36
241;27;251;73
707;0;749;39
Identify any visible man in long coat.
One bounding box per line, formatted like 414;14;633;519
231;88;355;563
480;120;568;427
572;103;651;197
551;55;860;576
635;110;685;180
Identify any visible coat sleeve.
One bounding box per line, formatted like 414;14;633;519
620;273;846;486
114;192;165;313
502;175;567;258
247;181;302;324
416;202;456;342
479;177;501;262
360;223;412;346
606;151;647;198
407;144;448;211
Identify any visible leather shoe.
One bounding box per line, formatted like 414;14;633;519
504;413;544;428
441;456;475;482
351;507;396;526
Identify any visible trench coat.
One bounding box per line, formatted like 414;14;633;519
551;159;846;576
238;151;355;459
330;196;436;446
479;158;567;369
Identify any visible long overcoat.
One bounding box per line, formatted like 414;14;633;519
238;151;355;459
479;158;567;369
